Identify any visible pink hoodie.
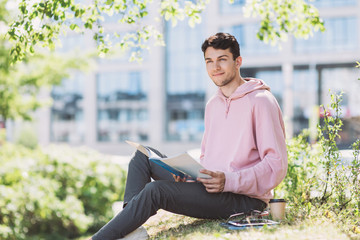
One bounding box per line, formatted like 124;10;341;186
200;78;288;203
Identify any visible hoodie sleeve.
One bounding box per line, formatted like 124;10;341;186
223;91;288;197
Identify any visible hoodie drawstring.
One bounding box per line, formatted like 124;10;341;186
225;98;231;118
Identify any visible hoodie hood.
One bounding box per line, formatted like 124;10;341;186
217;78;270;100
216;78;270;117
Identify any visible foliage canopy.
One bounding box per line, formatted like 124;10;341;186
6;0;325;63
0;0;89;125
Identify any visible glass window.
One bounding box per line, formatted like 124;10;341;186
294;17;357;53
165;20;207;141
96;71;149;142
97;31;146;65
255;70;284;108
58;35;88;53
219;0;246;14
292;67;318;135
101;12;122;23
50;74;85;143
309;0;357;8
223;24;279;56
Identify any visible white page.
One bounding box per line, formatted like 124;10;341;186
126;140;211;179
160;153;211;179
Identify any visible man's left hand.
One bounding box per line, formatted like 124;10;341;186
197;169;225;193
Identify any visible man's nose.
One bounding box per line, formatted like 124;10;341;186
215;61;221;70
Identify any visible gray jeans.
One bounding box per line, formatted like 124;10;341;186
92;148;266;240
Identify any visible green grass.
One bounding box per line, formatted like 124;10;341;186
75;208;359;240
142;210;357;240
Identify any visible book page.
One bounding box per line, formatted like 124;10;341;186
160;153;211;179
126;140;210;179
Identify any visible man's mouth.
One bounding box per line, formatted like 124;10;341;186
213;72;224;77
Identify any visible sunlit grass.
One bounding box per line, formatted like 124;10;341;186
75;207;356;239
143;210;351;240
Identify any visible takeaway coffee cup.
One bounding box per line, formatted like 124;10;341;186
269;199;286;221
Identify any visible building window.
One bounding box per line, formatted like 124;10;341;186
255;69;284;109
58;35;88;53
50;74;85;143
97;71;149;142
165;20;207;141
97;32;146;65
292;67;318;135
294;17;357;53
310;0;357;8
220;0;246;14
223;24;279;56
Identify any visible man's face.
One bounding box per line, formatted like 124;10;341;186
204;47;241;87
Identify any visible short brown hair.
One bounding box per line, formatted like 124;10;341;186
201;32;240;60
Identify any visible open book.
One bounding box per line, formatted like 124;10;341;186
126;141;211;180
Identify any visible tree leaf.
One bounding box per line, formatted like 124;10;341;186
70;23;77;30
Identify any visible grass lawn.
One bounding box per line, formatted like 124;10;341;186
77;209;358;240
76;208;359;240
141;209;354;240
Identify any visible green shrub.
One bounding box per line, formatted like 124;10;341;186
350;139;360;211
0;143;127;239
276;129;322;220
0;128;5;145
316;92;359;213
15;124;38;149
276;91;360;236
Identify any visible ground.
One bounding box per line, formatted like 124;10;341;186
143;209;352;240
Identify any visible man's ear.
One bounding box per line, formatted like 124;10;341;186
235;56;242;68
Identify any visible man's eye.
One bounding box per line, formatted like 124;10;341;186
206;61;213;64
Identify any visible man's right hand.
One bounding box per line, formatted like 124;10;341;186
197;169;225;193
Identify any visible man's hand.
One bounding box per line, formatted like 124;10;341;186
172;173;187;182
197;169;225;193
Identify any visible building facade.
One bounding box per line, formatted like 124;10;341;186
10;0;360;155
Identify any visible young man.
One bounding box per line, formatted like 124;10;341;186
90;32;287;240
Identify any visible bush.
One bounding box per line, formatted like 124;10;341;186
15;124;38;149
0;128;5;145
275;92;360;236
275;129;322;220
0;143;127;239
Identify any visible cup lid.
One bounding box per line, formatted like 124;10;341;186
269;199;286;203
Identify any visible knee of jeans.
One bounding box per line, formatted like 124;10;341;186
134;149;147;159
142;182;163;202
144;181;171;196
129;150;147;164
144;181;161;192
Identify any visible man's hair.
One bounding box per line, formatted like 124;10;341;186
201;32;240;60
